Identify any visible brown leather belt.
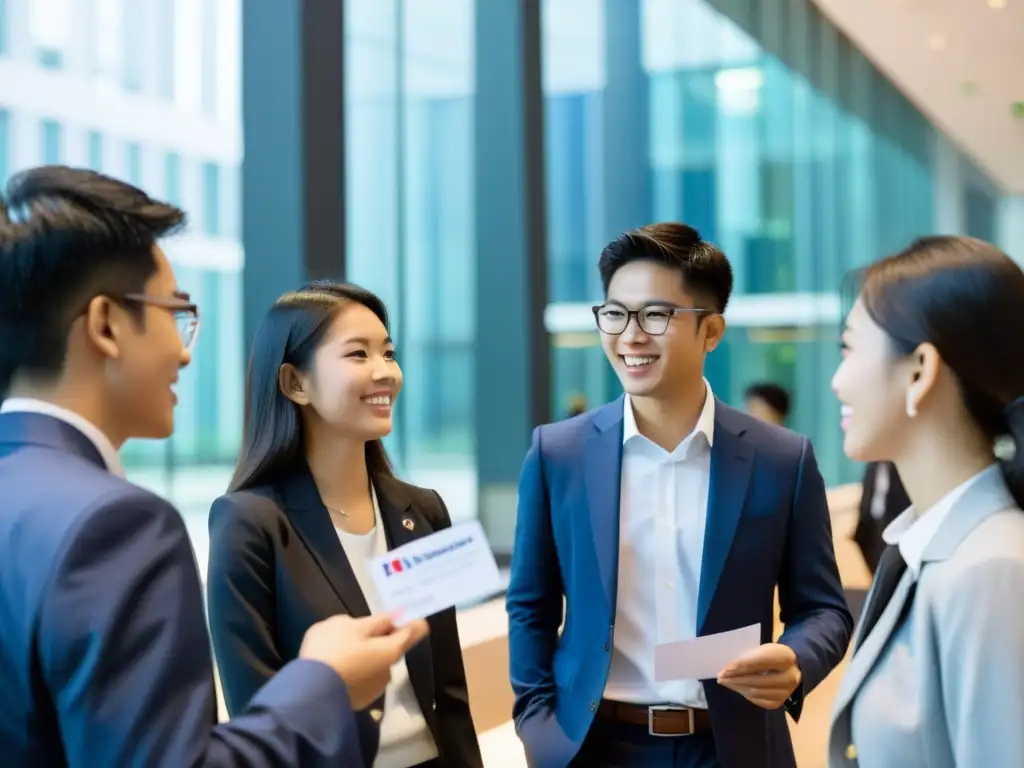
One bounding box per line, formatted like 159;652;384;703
597;700;711;736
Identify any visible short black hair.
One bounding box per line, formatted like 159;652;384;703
0;166;185;392
597;222;734;313
744;382;791;419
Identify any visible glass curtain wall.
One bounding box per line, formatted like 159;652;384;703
344;0;477;518
544;0;935;486
544;0;608;419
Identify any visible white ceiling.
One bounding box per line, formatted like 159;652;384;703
813;0;1024;193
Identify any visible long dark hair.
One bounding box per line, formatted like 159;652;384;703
859;235;1024;506
229;280;396;493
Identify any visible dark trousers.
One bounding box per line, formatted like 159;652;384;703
570;719;719;767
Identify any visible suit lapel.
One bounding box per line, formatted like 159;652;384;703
831;468;1015;728
832;571;914;719
585;399;625;613
374;474;438;728
281;465;371;617
697;405;754;632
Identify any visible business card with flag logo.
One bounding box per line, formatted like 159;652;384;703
369;520;502;623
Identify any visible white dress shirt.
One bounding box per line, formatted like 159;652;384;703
881;463;1001;577
335;486;438;768
0;397;124;477
603;380;715;708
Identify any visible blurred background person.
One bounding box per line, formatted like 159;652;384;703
207;281;483;768
853;461;910;574
828;236;1024;767
743;382;791;427
566;392;588;418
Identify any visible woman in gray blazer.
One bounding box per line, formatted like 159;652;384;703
828;235;1024;768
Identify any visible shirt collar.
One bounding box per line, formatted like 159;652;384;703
882;463;1001;577
0;397;125;477
622;378;716;450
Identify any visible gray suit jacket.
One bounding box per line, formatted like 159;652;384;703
828;469;1024;767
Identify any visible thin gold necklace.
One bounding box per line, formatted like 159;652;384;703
325;503;350;519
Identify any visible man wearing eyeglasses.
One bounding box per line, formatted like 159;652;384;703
506;223;851;767
0;166;429;766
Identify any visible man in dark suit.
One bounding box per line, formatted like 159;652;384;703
506;223;852;767
743;382;790;427
853;461;911;574
0;166;428;766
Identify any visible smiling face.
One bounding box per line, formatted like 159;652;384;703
831;298;915;462
598;260;725;400
281;302;402;440
89;245;192;442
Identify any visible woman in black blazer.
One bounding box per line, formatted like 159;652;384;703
207;281;483;768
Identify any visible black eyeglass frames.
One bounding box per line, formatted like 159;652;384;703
591;303;710;336
121;293;201;351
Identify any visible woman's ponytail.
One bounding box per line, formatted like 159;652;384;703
1000;398;1024;508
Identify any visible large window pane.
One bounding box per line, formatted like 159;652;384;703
344;0;477;517
542;0;605;414
87;131;104;171
125;142;142;185
543;0;604;306
202;162;221;236
40;120;63;164
164;152;182;205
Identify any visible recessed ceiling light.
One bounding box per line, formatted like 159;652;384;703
928;34;947;51
988;0;1007;9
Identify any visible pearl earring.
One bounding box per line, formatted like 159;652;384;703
906;392;917;418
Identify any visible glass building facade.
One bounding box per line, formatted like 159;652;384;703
0;0;1007;562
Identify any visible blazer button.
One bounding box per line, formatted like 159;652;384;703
603;642;610;651
431;700;437;711
845;743;857;760
370;708;383;723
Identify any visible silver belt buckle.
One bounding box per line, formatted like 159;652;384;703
648;705;694;737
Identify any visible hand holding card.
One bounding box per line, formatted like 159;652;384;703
368;520;502;623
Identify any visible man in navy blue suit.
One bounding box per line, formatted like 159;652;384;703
506;223;852;767
0;166;428;766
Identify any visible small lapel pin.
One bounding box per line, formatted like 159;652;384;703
402;517;415;531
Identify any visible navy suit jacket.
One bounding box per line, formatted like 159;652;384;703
0;412;362;767
506;398;853;768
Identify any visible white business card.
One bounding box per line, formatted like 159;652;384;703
369;520;503;623
654;623;761;682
